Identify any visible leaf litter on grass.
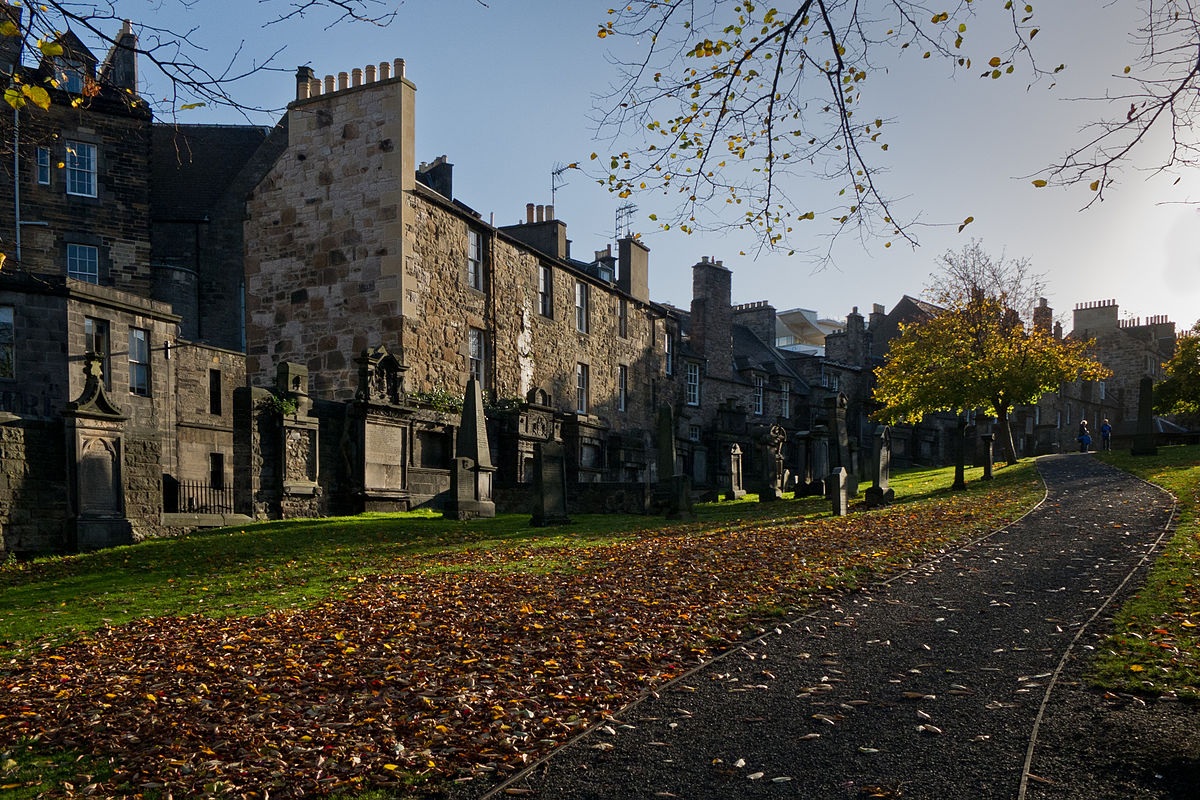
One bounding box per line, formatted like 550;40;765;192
0;495;1028;797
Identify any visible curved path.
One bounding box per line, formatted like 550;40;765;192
485;454;1176;799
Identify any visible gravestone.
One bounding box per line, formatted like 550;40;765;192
808;426;830;496
444;378;496;519
655;405;677;484
980;433;995;480
1131;376;1158;456
827;394;855;494
758;424;786;502
652;405;694;519
725;443;746;501
864;425;896;509
531;440;571;526
828;467;848;516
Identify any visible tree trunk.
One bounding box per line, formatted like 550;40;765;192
995;403;1019;465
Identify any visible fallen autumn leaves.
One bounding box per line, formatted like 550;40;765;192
1;490;1031;798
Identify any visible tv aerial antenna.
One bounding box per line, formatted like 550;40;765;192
615;201;637;239
551;162;573;206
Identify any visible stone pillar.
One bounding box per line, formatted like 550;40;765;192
444;377;496;519
981;433;995;480
1131;376;1158;456
828;467;848;516
725;443;746;501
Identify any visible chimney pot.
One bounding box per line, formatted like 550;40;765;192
536;205;545;223
546;204;554;221
338;71;349;91
324;74;335;93
352;67;362;87
379;61;391;80
526;203;535;224
395;58;405;79
365;64;376;82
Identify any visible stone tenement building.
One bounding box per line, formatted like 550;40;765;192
0;10;248;557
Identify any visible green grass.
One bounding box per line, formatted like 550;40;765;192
1;462;1014;658
1091;444;1200;697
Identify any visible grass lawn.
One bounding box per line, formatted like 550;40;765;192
0;459;1057;797
1091;444;1200;698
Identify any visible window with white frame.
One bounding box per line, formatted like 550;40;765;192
0;306;13;379
753;374;765;415
689;425;702;442
128;327;150;396
67;243;99;283
65;141;97;197
575;281;589;333
685;362;701;406
576;362;590;414
36;147;51;185
538;265;553;317
59;61;86;93
781;382;790;419
84;317;110;388
467;229;483;290
618;364;629;411
1098;381;1106;401
468;327;486;387
618;297;628;338
664;331;674;375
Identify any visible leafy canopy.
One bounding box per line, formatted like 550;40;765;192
1154;320;1200;423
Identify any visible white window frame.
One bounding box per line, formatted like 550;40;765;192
576;362;590;414
65;141;97;198
36;146;51;185
664;332;674;376
685;362;701;406
67;243;99;283
781;382;790;419
618;297;628;338
467;229;483;290
468;327;486;387
129;327;150;396
753;374;765;415
575;280;589;333
618;364;628;411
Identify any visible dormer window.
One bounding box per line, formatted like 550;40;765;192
60;61;86;93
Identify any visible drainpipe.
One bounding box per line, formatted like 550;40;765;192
12;104;20;262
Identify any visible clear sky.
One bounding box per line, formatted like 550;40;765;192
107;0;1199;332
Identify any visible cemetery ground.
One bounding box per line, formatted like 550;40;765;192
0;448;1197;799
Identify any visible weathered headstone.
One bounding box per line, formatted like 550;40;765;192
444;378;496;519
725;443;746;501
864;425;896;508
1131;376;1158;456
828;467;848;516
758;424;787;502
531;440;571;526
666;474;696;520
808;425;830;496
980;433;995;481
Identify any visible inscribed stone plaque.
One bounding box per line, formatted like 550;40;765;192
364;423;404;491
79;438;119;516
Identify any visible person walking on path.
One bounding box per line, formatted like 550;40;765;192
1100;418;1113;451
490;456;1176;800
1078;419;1092;452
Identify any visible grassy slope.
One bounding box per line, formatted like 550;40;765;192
1091;444;1200;697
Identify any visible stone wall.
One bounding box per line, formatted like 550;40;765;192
0;420;70;557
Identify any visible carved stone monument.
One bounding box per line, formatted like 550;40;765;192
758;424;787;502
64;354;133;551
276;362;321;517
444;377;496;519
531;440;571;526
725;443;746;501
864;425;896;509
652;405;694;519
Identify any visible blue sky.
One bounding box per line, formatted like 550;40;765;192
116;0;1199;331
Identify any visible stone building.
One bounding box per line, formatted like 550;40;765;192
0;12;248;557
240;62;674;514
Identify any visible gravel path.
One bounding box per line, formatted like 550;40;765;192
483;454;1182;800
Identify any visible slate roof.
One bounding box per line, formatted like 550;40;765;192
151;124;271;220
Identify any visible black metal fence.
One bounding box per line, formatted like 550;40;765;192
163;478;233;514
